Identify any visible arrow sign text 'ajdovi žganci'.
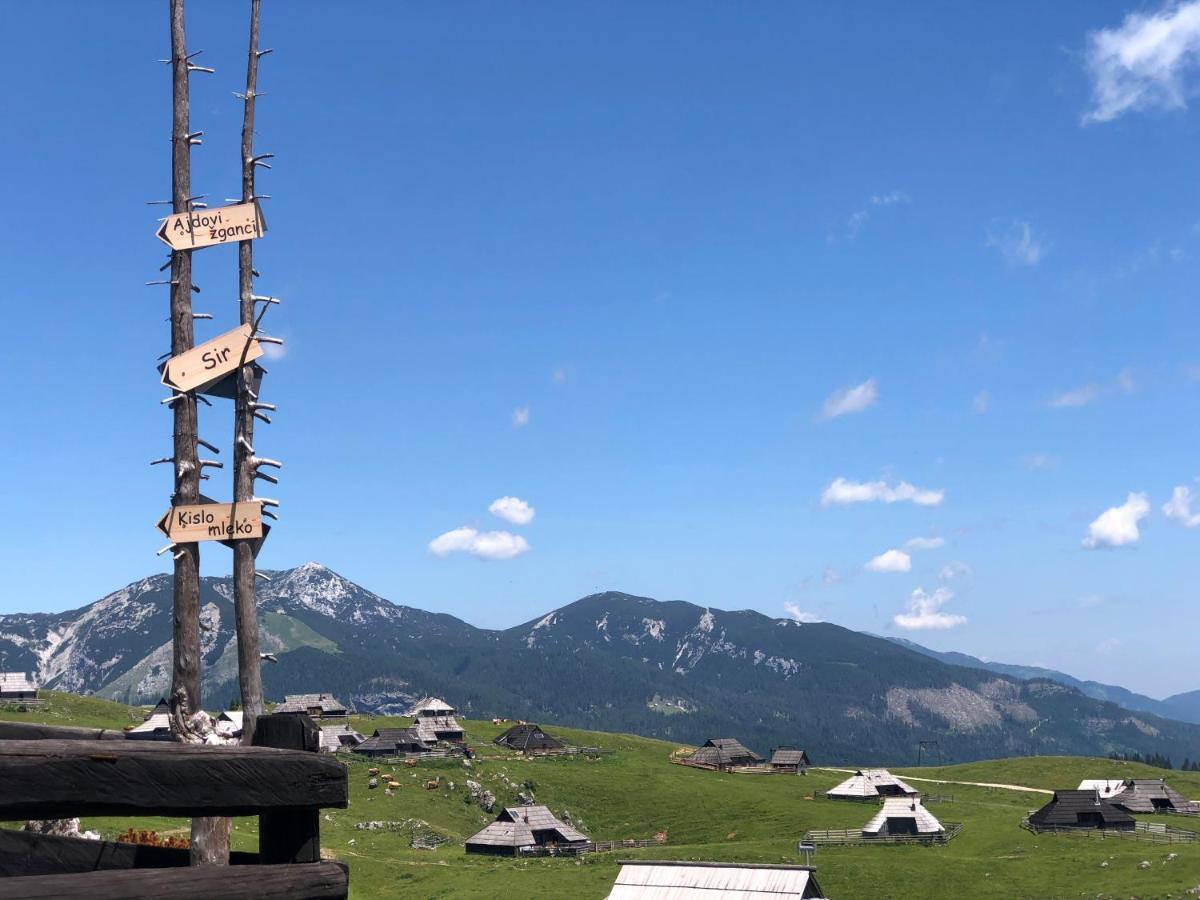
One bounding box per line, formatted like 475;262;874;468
155;201;266;251
156;501;264;543
160;324;264;393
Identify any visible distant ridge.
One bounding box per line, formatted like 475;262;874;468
2;563;1199;766
887;637;1200;725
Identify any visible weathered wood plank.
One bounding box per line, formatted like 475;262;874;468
0;722;128;742
0;828;258;877
252;714;319;753
0;740;346;819
253;714;323;861
0;860;348;899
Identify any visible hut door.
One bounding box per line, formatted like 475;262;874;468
888;817;919;835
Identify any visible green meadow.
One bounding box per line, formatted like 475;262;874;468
4;692;1200;898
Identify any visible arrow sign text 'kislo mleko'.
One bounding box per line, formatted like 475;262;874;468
155;201;266;251
157;501;264;543
161;324;263;393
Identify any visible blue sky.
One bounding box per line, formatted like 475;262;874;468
1;2;1198;696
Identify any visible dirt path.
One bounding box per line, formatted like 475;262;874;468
813;766;1052;795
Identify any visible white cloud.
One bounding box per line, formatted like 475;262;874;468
987;220;1046;267
834;190;911;240
511;406;531;428
821;477;945;507
1077;593;1106;609
1116;368;1136;395
1083;0;1200;124
865;549;912;573
904;536;946;551
893;586;968;630
552;368;568;384
870;189;911;206
1048;384;1100;408
784;602;822;623
816;378;878;421
1096;637;1122;655
488;496;536;525
973;390;990;415
1082;491;1150;548
1163;483;1200;527
1023;452;1059;471
939;561;973;580
428;527;530;561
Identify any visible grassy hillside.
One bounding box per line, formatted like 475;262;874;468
3;694;1200;898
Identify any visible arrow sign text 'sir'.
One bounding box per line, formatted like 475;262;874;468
155;201;266;251
157;502;264;543
161;324;263;393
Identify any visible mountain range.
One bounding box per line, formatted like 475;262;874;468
1;562;1198;766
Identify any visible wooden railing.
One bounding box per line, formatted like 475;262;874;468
0;714;349;899
1020;817;1198;844
518;838;664;857
802;823;964;846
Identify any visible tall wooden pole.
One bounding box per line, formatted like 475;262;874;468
167;0;229;865
168;0;201;734
233;0;266;747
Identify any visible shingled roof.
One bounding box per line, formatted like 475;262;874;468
0;672;37;695
274;693;348;716
465;805;588;853
607;861;826;899
494;723;564;753
685;738;765;768
770;747;811;767
407;697;456;717
1110;779;1194;814
827;769;917;800
862;797;944;835
353;727;425;756
1028;790;1135;829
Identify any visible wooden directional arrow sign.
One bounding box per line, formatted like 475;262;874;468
161;324;263;393
157;501;264;544
155;201;266;251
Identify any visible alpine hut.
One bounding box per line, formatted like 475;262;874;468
353;727;427;758
769;747;811;774
1077;779;1127;800
684;738;765;770
407;697;465;745
1110;779;1195;814
494;722;564;754
215;710;244;739
826;769;917;801
126;698;173;741
1027;790;1135;831
861;796;944;837
319;722;365;753
465;805;589;856
274;693;348;718
0;671;38;705
606;861;827;899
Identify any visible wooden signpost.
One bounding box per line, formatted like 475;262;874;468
160;324;263;393
155;201;266;252
156;501;264;544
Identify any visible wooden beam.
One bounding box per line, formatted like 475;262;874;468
0;861;348;900
253;714;321;861
0;722;127;742
0;829;258;877
0;740;347;820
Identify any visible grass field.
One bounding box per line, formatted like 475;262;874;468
4;693;1200;898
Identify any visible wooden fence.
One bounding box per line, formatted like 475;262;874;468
1020;818;1198;844
0;714;349;898
803;823;964;847
518;838;664;857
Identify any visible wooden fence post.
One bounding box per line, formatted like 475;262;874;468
253;715;322;863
